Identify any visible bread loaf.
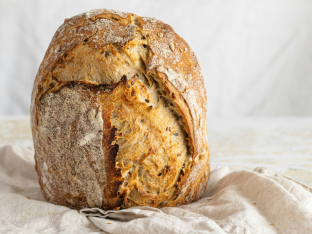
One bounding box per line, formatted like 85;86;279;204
31;9;210;210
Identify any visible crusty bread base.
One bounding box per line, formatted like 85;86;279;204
32;9;210;210
36;68;194;210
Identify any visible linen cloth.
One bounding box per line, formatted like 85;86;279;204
0;145;312;234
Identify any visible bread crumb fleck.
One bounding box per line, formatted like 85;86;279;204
169;42;175;52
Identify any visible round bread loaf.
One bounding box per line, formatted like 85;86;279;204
31;9;210;210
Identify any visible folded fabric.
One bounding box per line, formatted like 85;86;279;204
0;145;312;234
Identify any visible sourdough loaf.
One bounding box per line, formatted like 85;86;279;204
31;9;210;210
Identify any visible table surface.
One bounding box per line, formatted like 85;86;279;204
1;117;311;187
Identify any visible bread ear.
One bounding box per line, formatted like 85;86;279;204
31;9;210;210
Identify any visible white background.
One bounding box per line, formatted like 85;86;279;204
1;0;312;117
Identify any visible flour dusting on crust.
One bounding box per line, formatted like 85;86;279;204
35;85;105;208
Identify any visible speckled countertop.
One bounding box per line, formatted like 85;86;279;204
1;117;311;187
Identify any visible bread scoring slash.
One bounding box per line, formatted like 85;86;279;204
31;9;210;210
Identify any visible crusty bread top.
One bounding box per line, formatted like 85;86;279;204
31;9;208;160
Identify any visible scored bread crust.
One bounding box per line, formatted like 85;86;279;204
31;9;210;210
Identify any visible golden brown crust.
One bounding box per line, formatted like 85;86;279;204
31;9;210;210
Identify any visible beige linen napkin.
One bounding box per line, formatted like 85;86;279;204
1;145;312;234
